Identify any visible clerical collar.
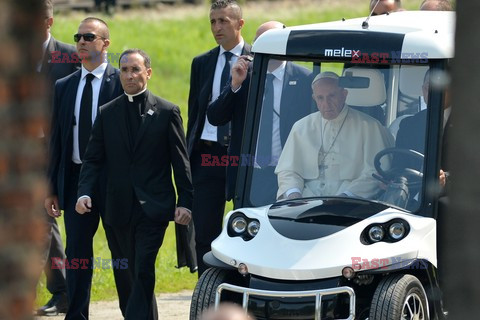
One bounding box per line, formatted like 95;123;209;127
125;88;147;102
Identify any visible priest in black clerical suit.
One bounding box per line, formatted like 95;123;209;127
76;49;193;319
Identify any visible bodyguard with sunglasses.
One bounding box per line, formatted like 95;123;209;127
45;17;129;319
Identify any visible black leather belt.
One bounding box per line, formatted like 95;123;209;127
200;139;214;147
71;162;82;173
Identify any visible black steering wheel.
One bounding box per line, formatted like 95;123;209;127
374;148;424;185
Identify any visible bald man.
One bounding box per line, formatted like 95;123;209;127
420;0;453;11
200;303;254;320
207;21;312;206
370;0;402;15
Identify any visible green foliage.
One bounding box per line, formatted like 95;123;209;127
37;0;424;305
49;1;370;126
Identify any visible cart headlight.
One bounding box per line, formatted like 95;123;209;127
368;225;384;242
362;219;410;244
231;216;247;234
247;220;260;237
389;222;406;240
227;212;260;241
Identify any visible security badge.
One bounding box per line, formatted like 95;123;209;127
147;109;154;116
289;80;297;85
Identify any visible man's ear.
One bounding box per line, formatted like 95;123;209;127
103;39;111;51
146;68;152;80
238;18;245;30
46;17;54;30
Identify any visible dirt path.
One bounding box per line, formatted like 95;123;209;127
36;290;192;320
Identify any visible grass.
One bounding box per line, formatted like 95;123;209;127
37;0;425;305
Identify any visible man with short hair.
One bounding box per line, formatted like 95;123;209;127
207;21;312;206
275;72;394;200
45;17;129;319
420;0;453;11
36;0;79;316
186;0;251;277
76;49;193;319
395;70;451;185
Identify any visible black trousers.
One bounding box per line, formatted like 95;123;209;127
191;141;227;277
109;200;168;320
63;163;100;320
102;223;133;317
43;215;67;296
63;163;133;319
437;196;449;297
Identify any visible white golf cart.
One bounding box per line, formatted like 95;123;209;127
190;10;454;320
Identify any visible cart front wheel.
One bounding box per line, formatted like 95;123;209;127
369;274;429;320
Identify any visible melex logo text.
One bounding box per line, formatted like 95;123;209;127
324;47;361;58
324;48;429;64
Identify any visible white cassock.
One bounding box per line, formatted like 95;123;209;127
275;106;394;199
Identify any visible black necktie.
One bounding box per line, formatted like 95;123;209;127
217;51;233;146
257;73;275;167
79;73;95;160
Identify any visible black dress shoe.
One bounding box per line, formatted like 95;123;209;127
36;293;68;316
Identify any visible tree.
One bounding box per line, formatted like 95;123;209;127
0;1;48;318
443;2;480;317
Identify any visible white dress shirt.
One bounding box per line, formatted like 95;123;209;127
443;106;451;129
201;39;244;142
37;33;51;72
267;62;286;165
72;63;108;164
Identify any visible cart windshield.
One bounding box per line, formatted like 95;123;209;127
247;59;437;212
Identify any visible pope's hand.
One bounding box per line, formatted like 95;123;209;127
287;192;302;200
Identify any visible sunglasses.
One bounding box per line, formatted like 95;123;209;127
73;33;104;42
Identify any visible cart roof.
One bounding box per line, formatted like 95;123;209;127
252;11;455;60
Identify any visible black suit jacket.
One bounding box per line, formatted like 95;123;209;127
77;91;193;226
441;115;452;171
207;62;312;200
186;44;251;156
41;37;80;136
394;109;427;171
47;64;122;208
42;36;80;87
